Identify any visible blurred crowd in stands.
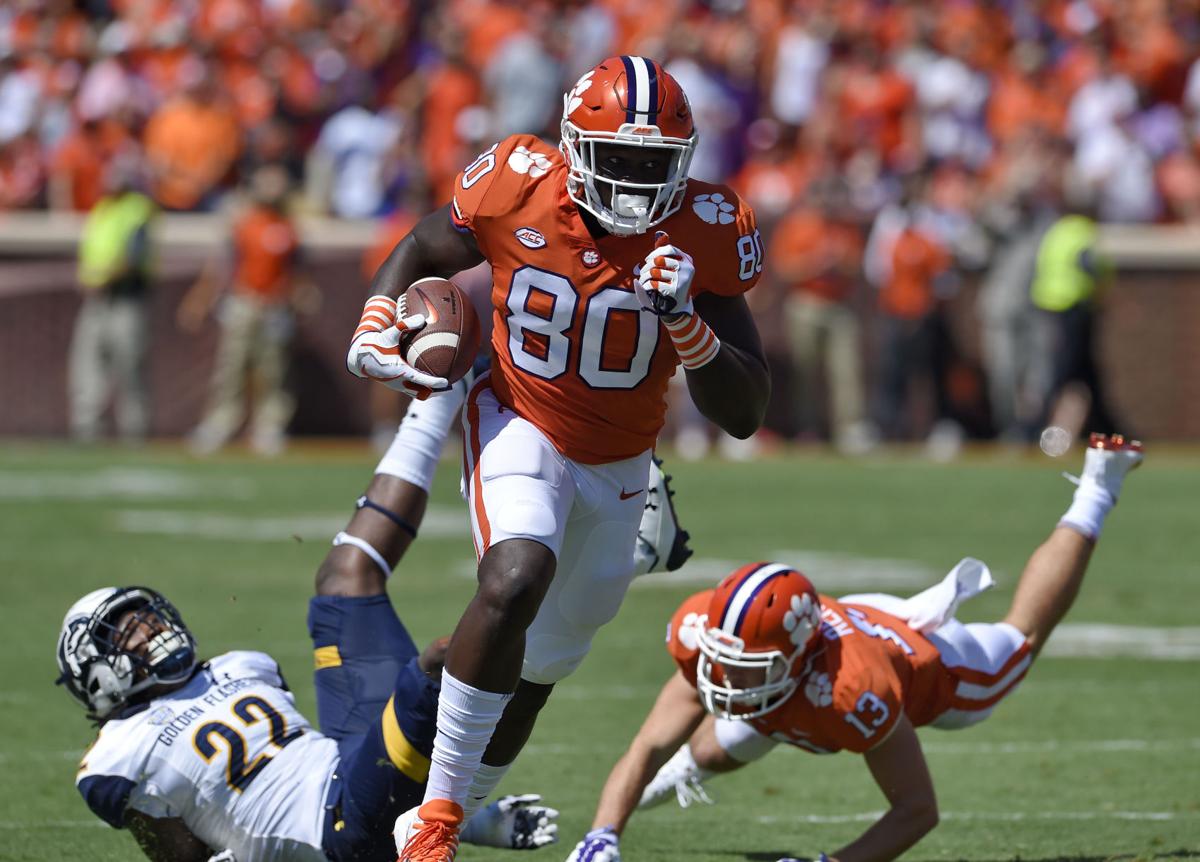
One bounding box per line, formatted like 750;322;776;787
14;0;1187;452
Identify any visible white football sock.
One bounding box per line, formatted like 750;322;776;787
423;671;512;811
462;761;512;821
1059;483;1114;541
375;386;466;492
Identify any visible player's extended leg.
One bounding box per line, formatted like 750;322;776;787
309;384;466;739
395;379;575;861
1002;433;1143;656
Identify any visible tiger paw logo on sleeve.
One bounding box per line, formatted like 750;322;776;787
692;193;736;225
507;146;552;177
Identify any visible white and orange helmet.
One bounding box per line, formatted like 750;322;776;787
696;563;823;720
560;55;697;236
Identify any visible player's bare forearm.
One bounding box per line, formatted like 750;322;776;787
592;671;706;834
126;811;213;862
680;292;770;439
369;204;486;299
833;718;938;862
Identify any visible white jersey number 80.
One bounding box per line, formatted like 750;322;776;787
504;266;661;389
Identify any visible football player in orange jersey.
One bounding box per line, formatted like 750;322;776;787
344;56;770;861
568;434;1143;862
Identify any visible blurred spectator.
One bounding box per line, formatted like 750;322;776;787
1067;46;1138;140
1030;204;1122;437
976;160;1059;443
76;22;151;123
179;166;317;455
869;176;957;444
142;67;241;211
421;19;484;204
306;87;404;218
68;159;157;442
1074;113;1161;223
0;131;45;208
483;16;562;139
768;10;830;127
49;117;137;211
770;183;876;454
0;55;43;144
1157;142;1200;222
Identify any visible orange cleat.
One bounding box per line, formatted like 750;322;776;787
1067;433;1145;502
395;799;463;862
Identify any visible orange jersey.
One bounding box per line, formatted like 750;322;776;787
451;134;762;464
667;591;1027;754
231;205;300;301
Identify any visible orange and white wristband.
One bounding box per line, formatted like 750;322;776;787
663;312;721;370
354;295;398;339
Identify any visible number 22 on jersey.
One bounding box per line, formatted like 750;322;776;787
192;695;303;792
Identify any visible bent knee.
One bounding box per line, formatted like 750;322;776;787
476;541;556;622
315;545;386;597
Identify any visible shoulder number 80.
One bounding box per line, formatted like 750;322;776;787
737;230;764;282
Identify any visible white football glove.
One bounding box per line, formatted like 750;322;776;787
460;793;559;850
206;852;237;862
636;231;695;317
566;826;620;862
346;294;449;400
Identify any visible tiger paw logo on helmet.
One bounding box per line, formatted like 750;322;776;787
782;591;819;647
678;611;704;651
805;671;833;707
692;193;735;225
508;146;552;177
565;70;595;115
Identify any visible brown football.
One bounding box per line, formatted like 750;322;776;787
400;277;481;385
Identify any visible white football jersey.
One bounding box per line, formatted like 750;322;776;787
76;651;340;862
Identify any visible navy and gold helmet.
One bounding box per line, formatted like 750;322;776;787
56;586;197;720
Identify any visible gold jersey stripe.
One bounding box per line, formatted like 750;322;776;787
313;645;342;669
381;695;431;782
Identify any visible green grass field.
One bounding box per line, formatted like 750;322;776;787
2;441;1198;862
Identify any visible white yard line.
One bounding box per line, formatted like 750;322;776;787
113;505;471;542
1042;624;1200;660
0;468;255;500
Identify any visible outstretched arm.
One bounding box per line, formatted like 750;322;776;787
825;717;938;862
591;671;709;834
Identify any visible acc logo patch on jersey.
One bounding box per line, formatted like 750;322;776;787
692;192;736;225
581;248;601;267
508;146;552;178
515;227;546;249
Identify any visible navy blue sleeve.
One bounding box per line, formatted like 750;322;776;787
78;775;136;829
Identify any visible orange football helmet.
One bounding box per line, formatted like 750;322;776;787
560;55;697;236
696;563;822;720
